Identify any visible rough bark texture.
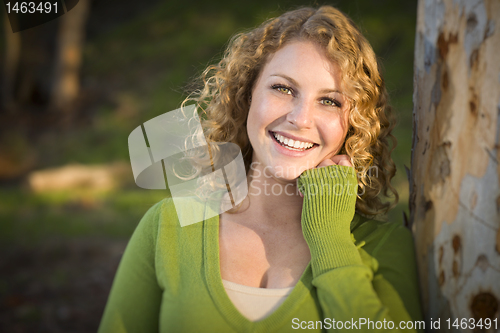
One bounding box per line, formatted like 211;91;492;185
411;0;500;331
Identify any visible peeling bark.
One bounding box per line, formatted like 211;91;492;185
411;0;500;331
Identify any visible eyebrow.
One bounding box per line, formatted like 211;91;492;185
270;74;344;95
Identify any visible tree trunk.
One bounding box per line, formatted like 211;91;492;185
50;0;91;113
1;11;21;113
411;0;500;331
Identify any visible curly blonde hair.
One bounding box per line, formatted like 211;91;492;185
183;5;398;216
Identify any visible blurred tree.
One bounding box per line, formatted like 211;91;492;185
0;0;91;180
411;0;500;330
1;14;55;112
0;13;57;180
50;0;91;114
2;11;20;112
1;0;90;115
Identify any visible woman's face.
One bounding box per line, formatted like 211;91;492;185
247;40;350;181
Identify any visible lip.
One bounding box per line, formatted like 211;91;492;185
268;131;318;157
272;130;318;145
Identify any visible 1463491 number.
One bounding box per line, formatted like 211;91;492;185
5;2;59;14
446;318;498;330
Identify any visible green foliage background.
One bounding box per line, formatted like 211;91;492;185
1;0;417;242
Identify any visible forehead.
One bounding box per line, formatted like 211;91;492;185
260;40;342;85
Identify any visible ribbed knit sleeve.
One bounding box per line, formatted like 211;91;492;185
297;165;361;276
297;165;423;332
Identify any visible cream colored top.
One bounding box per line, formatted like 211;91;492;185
222;279;294;321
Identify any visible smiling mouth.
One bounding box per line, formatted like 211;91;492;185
270;131;317;151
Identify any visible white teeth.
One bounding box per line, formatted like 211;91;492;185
272;132;314;151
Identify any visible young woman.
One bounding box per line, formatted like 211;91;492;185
99;6;423;332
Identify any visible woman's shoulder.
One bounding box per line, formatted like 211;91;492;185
136;196;212;244
139;196;210;227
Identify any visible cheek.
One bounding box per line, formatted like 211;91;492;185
246;105;266;148
247;101;273;133
320;117;349;146
246;107;259;134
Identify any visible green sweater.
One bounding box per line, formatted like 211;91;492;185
98;166;423;332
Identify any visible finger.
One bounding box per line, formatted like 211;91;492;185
317;159;336;168
337;158;352;167
331;154;352;167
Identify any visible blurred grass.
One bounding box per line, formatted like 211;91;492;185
0;188;167;246
2;0;417;243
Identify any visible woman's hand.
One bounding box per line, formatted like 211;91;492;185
298;154;352;198
317;154;352;168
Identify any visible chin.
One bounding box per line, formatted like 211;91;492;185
277;171;302;181
266;162;316;181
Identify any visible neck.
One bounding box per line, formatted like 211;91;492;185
240;161;303;225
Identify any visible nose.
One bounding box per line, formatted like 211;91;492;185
286;99;313;129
